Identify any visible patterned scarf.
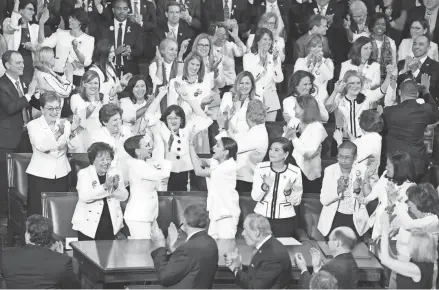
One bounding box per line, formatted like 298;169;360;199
372;35;393;82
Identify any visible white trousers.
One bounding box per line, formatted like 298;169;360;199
126;220;152;239
208;217;239;240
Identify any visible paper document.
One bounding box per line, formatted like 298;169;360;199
277;237;302;246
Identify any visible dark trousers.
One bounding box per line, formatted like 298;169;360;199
168;170;193;191
268;216;297;238
236;180;253;194
27;174;69;216
326;211;361;241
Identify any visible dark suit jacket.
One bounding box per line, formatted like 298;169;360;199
404;6;439;45
235;236;292;289
0;245;80;289
383;94;439;179
293;33;332;63
397;57;439;100
157;20;195;53
128;0;157;59
300;252;358;289
61;0;112;33
97;20;144;75
0;75;32;149
203;0;252;36
151;231;219;288
157;0;202;31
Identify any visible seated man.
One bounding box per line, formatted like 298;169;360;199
150;204;219;288
224;213;293;289
295;226;358;289
0;215;79;289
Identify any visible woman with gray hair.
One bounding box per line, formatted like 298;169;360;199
217;99;269;193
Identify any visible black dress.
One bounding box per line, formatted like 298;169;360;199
18;27;34;85
77;174;115;241
396;260;434;289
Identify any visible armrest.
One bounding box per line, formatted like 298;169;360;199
8;187;27;224
8;187;26;205
294;228;310;242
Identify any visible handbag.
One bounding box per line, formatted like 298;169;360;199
353;199;370;236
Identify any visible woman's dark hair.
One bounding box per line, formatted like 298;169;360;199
295;95;321;124
122;75;151;104
359;109;383;133
19;0;37;23
232;71;257;101
182;51;205;83
184;203;209;228
368;12;389;35
220;137;238;161
288;70;315;97
124;135;144;158
79;70;103;102
98;103;123;126
26;214;54;248
348;36;376;66
69;8;89;32
410;19;432;39
160;105;186;128
271;137;292;164
387;151;416;185
92;39;112;82
87;142;115;164
250;27;273;54
407;183;439;218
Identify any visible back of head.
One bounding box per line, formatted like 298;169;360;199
330;226;357;251
245;213;272;237
26;214;54;248
399;79;419;101
246;99;266;125
184;204;209;229
338;141;357;156
409;231;436;263
310;270;339;289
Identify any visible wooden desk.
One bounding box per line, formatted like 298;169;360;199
71;239;383;288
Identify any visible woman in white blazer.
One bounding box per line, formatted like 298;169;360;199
247;12;286;63
3;0;41;84
220;71;262;135
251;137;303;238
317;141;369;239
398;19;439;62
284;95;327;193
26;92;82;216
123;134;172;239
189;136;241;240
72;142;129;240
243;27;283;122
339;37;381;92
294;34;334;103
39;8;94;85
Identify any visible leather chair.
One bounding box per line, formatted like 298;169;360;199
68;153;90;191
41;192;78;242
172;192;207;226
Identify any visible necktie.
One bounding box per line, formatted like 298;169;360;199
224;0;230;20
133;1;139;15
16;81;31;125
116;23;123;67
270;4;275;12
168;28;176;40
168;134;174;152
319;5;325;15
83;0;88;11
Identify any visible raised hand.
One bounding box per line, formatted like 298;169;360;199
343;15;351;30
333;80;346;94
167;222;179;251
294;253;308;272
179;39;191;56
419;73;431;94
39;8;50;24
310;247;322;269
283;125;298;140
151;221;166;247
155;46;163;64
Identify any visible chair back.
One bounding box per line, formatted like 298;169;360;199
41;192;78;241
68;153;90;191
172;192;207;225
7;153;32;200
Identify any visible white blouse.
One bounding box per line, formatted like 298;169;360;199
246;34;286;63
282;95;329;126
353;132;382;166
291;121;328;181
398;38;439;62
212;41;246;86
339;60;381;91
89;65;120;97
120;97;161;135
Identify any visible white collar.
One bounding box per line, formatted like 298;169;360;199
266;0;277;6
186;229;205;241
426;6;439;15
415;54;429;65
256;235;271;250
5;73;19;85
168;23;179;30
114;19;127;27
318;3;328;9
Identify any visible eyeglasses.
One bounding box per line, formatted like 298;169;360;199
337;154;354;161
44;107;62;113
197;44;210;48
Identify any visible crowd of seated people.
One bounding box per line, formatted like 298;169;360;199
1;0;439;288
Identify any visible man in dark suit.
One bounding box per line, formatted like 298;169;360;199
157;2;194;51
151;204;219;288
96;0;144;77
0;50;38;213
0;215;80;288
224;214;292;289
294;14;332;63
295;226;358;289
127;0;158;76
156;0;202;32
403;0;439;45
61;0;113;33
382;79;439;182
397;35;439;100
203;0;252;37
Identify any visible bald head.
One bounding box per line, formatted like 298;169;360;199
399;79;419;101
412;35;430;58
329;227;357;250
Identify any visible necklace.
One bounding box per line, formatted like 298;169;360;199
186;77;197;84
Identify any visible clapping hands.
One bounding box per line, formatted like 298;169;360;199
224;248;242;271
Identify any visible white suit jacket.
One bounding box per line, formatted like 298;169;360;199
71;165;128;239
124;158;172;222
26;116;72;179
317;162;368;236
339;60;381;91
3;12;39;54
